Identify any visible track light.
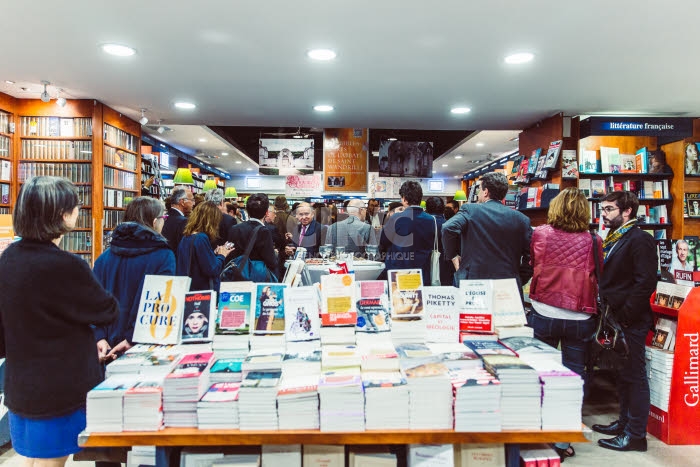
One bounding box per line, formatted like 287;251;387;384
156;119;165;134
40;81;50;103
55;89;66;107
139;108;148;125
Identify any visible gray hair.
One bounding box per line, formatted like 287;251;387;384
171;186;189;205
205;188;225;205
13;176;79;241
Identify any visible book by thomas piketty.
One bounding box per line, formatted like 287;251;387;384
132;275;192;345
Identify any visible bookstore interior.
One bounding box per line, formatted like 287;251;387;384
4;3;700;467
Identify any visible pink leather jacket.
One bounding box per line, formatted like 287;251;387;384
529;224;602;314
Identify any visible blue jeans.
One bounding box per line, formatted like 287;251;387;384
526;310;596;378
616;323;650;439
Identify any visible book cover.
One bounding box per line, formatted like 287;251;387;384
580;149;599;173
672;239;695;287
216;282;255;336
241;370;282;388
577;178;591;198
526;148;541;175
253;283;286;334
591;180;607;198
424;286;459;342
657;239;674;282
1;184;8;204
284;286;321;341
533;149;548;180
0;160;10;181
132;275;192;345
181;290;216;343
59;118;74;137
200;382;241;402
620;154;637;173
685;193;700;218
636;147;649;173
561;149;578;179
166;352;214;379
684;236;699;271
458;280;493;333
543;140;562;170
355;280;391;333
48;117;59;137
320;274;357;326
515;157;530;184
210;358;244;374
388;269;424;318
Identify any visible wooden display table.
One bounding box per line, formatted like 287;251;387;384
79;427;588;467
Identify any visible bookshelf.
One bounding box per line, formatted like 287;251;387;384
0;106;13;215
141;151;164;200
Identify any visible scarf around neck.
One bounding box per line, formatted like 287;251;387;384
602;218;637;260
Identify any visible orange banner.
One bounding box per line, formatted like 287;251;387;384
323;128;368;192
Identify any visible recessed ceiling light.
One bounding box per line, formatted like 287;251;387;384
387;137;397;141
198;138;207;142
455;155;463;159
4;80;14;84
246;168;252;171
504;52;534;64
313;105;334;112
293;135;303;139
174;101;196;110
450;107;471;114
221;152;229;156
442;164;449;167
235;161;242;164
307;49;336;61
432;170;436;174
476;142;485;147
101;43;136;57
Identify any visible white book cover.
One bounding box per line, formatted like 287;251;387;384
0;160;10;181
454;444;505;467
491;278;527;327
217;282;255;336
408;444;454;467
132;275;192;345
262;445;301;467
423;286;459;343
59;118;74;137
388;269;424;318
320;274;357;326
303;445;344;467
181;290;216;343
459;280;494;333
284;286;322;342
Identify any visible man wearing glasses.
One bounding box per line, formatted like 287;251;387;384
593;191;657;452
162;186;194;254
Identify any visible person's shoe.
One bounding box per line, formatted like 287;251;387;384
552;445;575;462
598;434;647;452
592;420;625;436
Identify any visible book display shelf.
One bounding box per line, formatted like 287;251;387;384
0;105;12;215
141;152;163;200
647;287;700;444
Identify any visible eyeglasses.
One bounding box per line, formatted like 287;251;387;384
601;206;620;213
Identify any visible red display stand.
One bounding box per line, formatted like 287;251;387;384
647;287;700;444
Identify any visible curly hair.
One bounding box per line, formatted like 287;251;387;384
547;187;590;232
183;201;222;242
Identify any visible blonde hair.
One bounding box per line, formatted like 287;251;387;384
183;201;222;241
547;187;590;232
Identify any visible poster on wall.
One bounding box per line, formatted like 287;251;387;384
378;140;434;177
258;138;314;176
323;128;368;192
285;173;322;197
369;172;396;198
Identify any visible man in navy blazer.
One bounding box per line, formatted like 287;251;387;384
379;180;436;284
284;202;326;259
162;186;194;254
228;193;278;278
442;172;533;295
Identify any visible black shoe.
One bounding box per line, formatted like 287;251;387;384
598;434;647;452
592;420;624;436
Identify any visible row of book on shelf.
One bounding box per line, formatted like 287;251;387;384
578;177;669;200
19;116;92;137
513;140;564;184
580;146;654;174
20;140;92;160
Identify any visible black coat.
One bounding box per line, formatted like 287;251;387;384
161;207;188;253
228;220;278;273
599;226;657;327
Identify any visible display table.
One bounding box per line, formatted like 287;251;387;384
78;427;588;467
301;260;386;284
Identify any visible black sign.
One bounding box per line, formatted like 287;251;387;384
580;117;693;139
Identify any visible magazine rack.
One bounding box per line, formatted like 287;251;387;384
79;428;588;467
648;287;700;444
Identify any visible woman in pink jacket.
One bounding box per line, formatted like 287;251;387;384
527;187;603;461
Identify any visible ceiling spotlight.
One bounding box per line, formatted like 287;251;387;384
156;119;165;134
293;134;303;139
174;101;196;110
101;43;136;57
198;138;207;142
221;152;229;156
387;137;397;141
4;80;14;84
40;81;50;103
307;49;337;61
139;108;148;125
313;105;334;112
455;155;463;159
476;142;485;147
55;89;66;108
442;164;449;167
504;52;534;64
450;107;471;114
235;161;242;164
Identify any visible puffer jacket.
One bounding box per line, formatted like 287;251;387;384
529;224;602;314
93;222;176;345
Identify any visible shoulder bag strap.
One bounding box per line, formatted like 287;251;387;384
222;224;263;275
433;216;438;252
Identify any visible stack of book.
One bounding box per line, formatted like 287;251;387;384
500;336;562;365
482;354;541;430
359;342;400;372
86;375;139;432
238;370;282;430
282;347;322;375
647;346;674;412
123;378;164;431
196;382;241;429
451;367;502;432
427;342;481;371
402;358;453;429
105;352;151;378
208;357;244;384
277;373;320;429
390;317;427;346
162;352;214;427
320;274;358;345
362;370;409;429
522;357;583;430
212;334;250;358
127;446;156;467
213;282;254;357
241;349;284;378
318;367;365;432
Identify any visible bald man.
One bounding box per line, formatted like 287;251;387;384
284;202;326;258
325;199;371;256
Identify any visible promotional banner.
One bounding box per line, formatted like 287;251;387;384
323;128;368;192
259;138;314;176
285;172;322;197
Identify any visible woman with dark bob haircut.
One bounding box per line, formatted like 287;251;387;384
176;201;234;292
526;187;602;461
93;196;176;361
0;176;118;464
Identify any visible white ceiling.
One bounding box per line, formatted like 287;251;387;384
1;0;699;177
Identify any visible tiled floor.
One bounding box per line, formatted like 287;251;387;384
0;371;698;466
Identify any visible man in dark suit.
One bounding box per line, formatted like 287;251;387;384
425;196;453;286
379;180;436;284
264;206;285;279
227;193;278;279
442;172;532;294
206;188;237;248
326;199;370;256
162;186;194;254
284;202;325;259
592;191;656;452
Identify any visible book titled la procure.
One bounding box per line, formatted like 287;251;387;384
132;275;192;345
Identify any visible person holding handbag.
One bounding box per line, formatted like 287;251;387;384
227;193;279;281
526;187;602;461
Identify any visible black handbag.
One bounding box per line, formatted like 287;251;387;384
589;232;629;370
221;225;278;283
